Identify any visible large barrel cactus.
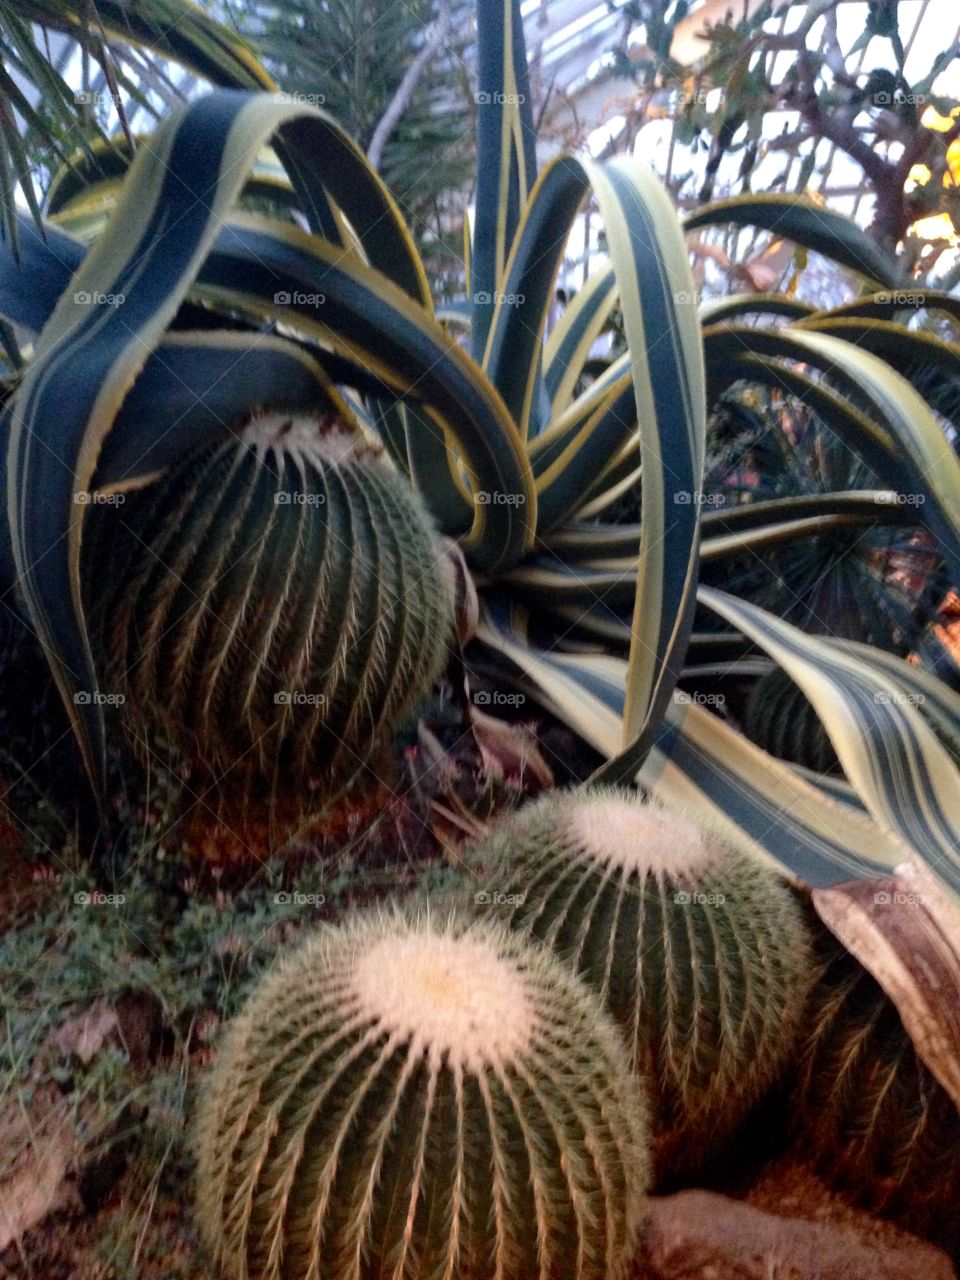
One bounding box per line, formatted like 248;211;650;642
83;412;455;779
794;925;960;1252
194;909;648;1280
462;787;814;1182
743;666;840;774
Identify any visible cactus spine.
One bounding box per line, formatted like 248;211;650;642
83;413;455;779
794;923;960;1252
463;787;813;1182
194;909;648;1280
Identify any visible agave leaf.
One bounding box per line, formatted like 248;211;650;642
683;194;900;288
476;599;908;885
699;587;960;896
699;292;817;324
705;327;960;577
542;267;617;416
470;0;537;358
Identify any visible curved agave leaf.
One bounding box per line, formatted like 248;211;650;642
95;333;361;485
7;89;530;791
704;326;960;577
791;318;960;422
639;698;909;885
470;0;537;358
476;600;908;885
699;292;816;324
542;267;617;415
684;194;900;288
699;588;960;897
815;288;960;328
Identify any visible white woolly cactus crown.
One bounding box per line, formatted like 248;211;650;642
194;908;649;1280
463;786;814;1183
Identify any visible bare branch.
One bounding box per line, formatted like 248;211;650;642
367;0;451;172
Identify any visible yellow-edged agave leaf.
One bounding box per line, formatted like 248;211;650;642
0;215;84;332
700;492;917;563
704;326;960;576
699;588;960;897
814;288;960;327
683;194;900;287
5;89;529;790
481;147;705;770
529;355;630;470
189;214;534;561
542;266;617;416
477;601;909;885
471;0;537;359
533;377;638;531
698;293;817;324
790;317;960;419
822;640;960;761
94;332;363;486
637;699;909;884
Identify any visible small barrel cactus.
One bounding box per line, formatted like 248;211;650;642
82;413;455;779
194;909;648;1280
743;666;839;774
793;923;960;1252
462;787;814;1182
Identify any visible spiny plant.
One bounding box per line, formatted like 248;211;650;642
194;908;648;1280
742;666;840;775
794;923;960;1253
82;411;455;783
461;787;814;1182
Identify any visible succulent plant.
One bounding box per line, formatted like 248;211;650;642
462;787;814;1182
743;666;840;774
794;924;960;1252
83;412;455;781
194;908;648;1280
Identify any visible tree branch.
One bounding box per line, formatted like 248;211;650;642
367;0;451;172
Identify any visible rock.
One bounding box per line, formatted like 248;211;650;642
642;1189;956;1280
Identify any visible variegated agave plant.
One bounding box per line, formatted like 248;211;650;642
2;0;960;903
